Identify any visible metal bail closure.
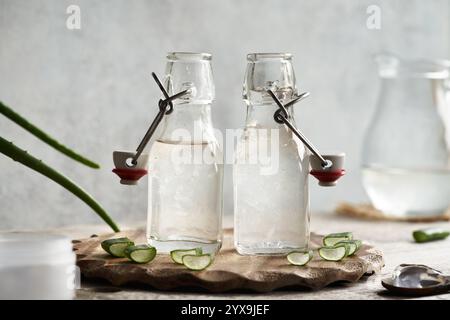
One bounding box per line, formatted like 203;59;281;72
267;89;346;187
112;72;190;185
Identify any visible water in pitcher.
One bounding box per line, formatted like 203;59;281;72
147;140;223;254
362;166;450;217
362;55;450;218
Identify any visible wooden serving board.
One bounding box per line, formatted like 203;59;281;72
73;229;384;292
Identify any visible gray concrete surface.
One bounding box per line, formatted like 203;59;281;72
0;0;449;229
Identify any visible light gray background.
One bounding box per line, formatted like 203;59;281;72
1;0;449;230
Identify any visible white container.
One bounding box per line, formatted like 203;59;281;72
0;232;76;300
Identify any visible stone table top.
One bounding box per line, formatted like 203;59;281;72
47;212;450;300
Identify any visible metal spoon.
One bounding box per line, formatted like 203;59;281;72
381;264;450;296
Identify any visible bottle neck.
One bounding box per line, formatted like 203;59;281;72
158;103;216;144
245;103;296;129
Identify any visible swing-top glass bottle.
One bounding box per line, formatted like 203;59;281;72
234;53;310;255
147;52;223;254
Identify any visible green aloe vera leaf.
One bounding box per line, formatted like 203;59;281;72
0;136;119;232
335;240;362;256
0;101;100;169
124;244;157;263
170;248;203;264
182;254;212;271
323;232;353;246
318;244;350;261
287;250;313;266
102;238;135;257
413;228;450;243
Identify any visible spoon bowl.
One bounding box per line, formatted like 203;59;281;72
381;264;450;296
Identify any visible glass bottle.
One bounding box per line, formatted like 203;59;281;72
147;52;223;254
234;53;310;255
362;54;450;218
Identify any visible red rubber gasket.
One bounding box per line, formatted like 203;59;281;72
310;169;346;183
112;168;148;181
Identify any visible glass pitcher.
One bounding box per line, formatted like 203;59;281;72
146;52;223;254
234;53;310;255
362;54;450;218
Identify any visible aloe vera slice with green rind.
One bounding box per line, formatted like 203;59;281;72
287;250;313;266
124;244;157;263
0;136;120;232
0;101;100;169
413;228;450;243
318;243;350;261
323;232;353;246
101;238;134;257
182;254;212;271
170;248;203;264
335;240;362;256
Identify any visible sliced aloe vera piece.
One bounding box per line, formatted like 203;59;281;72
323;232;353;246
335;240;362;256
170;248;203;265
335;241;356;256
124;244;156;263
413;228;450;243
287;250;313;266
101;237;134;257
182;254;212;271
318;243;349;261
